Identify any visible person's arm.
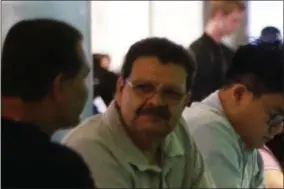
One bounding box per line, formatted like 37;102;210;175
63;139;131;188
184;119;244;188
264;170;284;188
259;147;283;188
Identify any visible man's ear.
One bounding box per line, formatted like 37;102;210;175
184;92;191;107
231;84;251;105
115;77;125;106
51;73;66;102
1;96;23;120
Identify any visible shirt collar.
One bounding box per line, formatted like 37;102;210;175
202;32;220;46
103;101;185;171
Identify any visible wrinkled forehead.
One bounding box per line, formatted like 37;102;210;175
129;56;188;91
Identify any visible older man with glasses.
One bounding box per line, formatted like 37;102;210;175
62;37;215;188
183;42;284;188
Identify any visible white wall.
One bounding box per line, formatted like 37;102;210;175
91;1;203;72
248;1;283;40
91;1;150;72
151;1;203;48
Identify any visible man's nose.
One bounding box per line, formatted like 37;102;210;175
146;91;166;106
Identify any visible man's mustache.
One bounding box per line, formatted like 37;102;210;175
136;106;171;120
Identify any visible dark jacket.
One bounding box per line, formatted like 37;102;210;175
93;67;118;106
188;33;235;102
1;117;95;188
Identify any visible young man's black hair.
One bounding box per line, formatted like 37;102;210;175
224;42;283;96
260;26;282;43
1;19;95;188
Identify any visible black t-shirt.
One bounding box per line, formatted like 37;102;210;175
188;33;235;102
1;117;95;188
93;68;118;106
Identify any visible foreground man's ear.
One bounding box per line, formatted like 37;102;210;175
185;92;192;107
115;77;126;106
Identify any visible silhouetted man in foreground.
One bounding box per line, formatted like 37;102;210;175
1;19;95;188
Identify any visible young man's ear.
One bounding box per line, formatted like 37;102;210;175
184;92;192;107
1;96;23;120
231;84;250;104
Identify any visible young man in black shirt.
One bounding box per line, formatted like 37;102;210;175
260;26;282;43
189;1;245;102
1;19;95;188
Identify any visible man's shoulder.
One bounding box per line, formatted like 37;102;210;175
189;36;204;50
61;113;116;161
48;142;87;171
49;141;87;163
183;103;228;129
221;43;235;53
62;114;104;144
2;136;94;188
43;142;95;187
182;103;240;150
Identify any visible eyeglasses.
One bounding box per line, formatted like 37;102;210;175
126;79;186;104
267;114;284;127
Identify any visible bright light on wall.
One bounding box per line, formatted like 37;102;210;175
91;1;150;72
248;1;283;40
151;1;203;48
91;1;204;72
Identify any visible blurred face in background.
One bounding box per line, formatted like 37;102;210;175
100;56;110;70
216;9;244;36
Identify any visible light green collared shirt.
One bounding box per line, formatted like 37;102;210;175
62;102;215;188
183;91;265;188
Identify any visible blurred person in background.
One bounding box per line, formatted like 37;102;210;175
258;27;283;188
63;37;215;188
183;42;284;188
260;26;282;44
96;53;111;70
188;0;245;103
1;19;95;188
93;53;118;107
